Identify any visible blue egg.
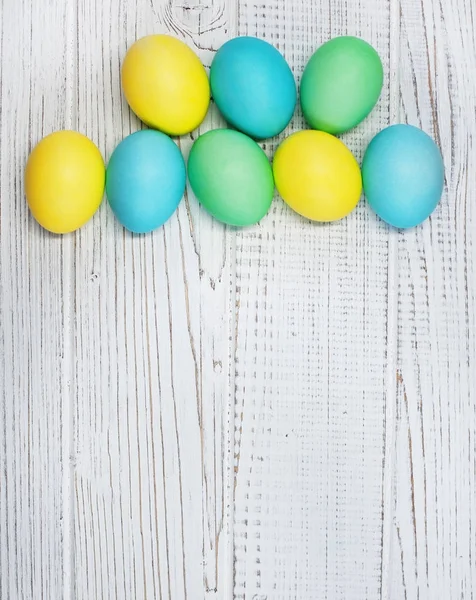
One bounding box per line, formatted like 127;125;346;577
362;124;444;229
210;37;296;140
106;130;186;233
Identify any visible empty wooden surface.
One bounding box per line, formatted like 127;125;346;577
0;0;474;598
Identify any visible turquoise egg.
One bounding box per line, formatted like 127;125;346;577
362;125;444;228
210;37;296;140
106;130;186;233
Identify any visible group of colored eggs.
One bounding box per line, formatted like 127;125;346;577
25;34;444;234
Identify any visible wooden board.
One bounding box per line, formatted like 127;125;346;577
233;1;394;598
0;1;73;598
0;0;474;598
70;0;235;598
387;0;476;597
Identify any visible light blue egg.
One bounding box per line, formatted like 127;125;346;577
362;124;444;229
106;130;185;233
210;36;296;140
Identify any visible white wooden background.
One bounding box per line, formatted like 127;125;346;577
0;0;475;598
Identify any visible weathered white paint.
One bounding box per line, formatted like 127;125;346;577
0;1;72;599
387;0;476;598
0;0;474;598
70;1;236;598
233;1;394;598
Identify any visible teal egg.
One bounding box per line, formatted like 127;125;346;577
362;125;444;228
187;129;274;226
210;37;296;140
106;130;186;233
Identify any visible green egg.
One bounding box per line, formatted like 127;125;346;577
300;36;384;135
187;129;274;226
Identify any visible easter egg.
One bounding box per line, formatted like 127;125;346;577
210;37;296;140
106;130;186;233
273;130;362;222
362;124;444;228
121;34;210;136
300;36;383;134
188;129;274;226
25;130;105;233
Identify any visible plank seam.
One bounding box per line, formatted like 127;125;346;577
380;0;402;597
62;0;78;598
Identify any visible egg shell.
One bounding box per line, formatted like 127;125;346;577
210;37;296;140
362;124;444;229
121;35;210;136
25;130;105;234
273;130;362;222
187;129;274;226
106;130;186;233
300;36;383;135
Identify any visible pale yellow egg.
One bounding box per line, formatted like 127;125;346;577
273;130;362;222
25;130;105;234
122;34;210;136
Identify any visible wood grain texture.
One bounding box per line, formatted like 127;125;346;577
386;0;476;598
71;0;235;599
1;0;475;598
0;1;73;598
233;2;395;599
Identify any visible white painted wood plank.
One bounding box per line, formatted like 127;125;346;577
386;0;476;598
71;1;236;599
0;1;74;599
232;2;395;599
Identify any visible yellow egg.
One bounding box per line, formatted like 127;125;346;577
25;131;105;233
273;130;362;221
121;34;210;136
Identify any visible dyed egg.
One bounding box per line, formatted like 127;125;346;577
187;129;274;226
300;36;383;134
362;124;444;228
273;130;362;222
106;130;186;233
210;37;296;140
25;130;105;233
121;35;210;136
